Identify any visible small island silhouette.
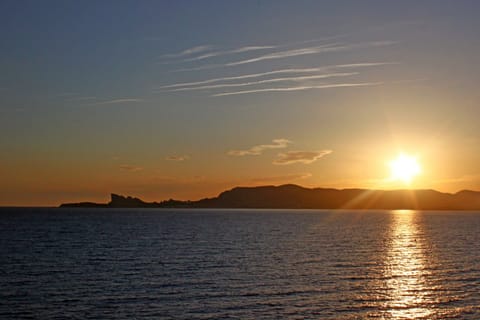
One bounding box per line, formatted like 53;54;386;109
60;184;480;210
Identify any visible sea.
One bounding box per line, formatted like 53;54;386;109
1;208;479;319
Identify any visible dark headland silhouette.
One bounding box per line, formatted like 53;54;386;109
60;184;480;210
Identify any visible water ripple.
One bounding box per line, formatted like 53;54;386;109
0;208;479;319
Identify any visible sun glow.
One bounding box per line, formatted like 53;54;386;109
389;153;421;184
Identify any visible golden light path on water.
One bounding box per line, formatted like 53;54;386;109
384;210;432;319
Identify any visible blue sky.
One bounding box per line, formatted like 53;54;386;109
1;1;480;205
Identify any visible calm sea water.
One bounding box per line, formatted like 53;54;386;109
0;208;479;319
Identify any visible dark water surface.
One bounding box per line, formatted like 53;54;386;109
1;208;479;319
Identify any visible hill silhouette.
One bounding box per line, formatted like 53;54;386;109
60;184;480;210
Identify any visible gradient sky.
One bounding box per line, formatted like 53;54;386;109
1;0;480;206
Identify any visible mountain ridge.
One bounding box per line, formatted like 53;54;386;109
60;184;480;210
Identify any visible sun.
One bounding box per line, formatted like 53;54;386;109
389;153;421;184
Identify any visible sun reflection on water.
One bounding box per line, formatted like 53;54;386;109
384;210;432;319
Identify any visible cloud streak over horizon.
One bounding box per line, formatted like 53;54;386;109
161;45;214;59
157;36;397;98
165;155;189;161
228;139;291;156
92;98;145;105
159;32;349;64
171;40;396;72
163;72;359;92
227;40;395;67
273;150;332;165
182;45;275;62
212;82;382;97
159;62;395;90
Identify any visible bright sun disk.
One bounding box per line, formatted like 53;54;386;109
389;153;421;184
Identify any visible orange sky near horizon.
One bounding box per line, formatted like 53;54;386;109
1;2;480;206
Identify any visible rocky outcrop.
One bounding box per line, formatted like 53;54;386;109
60;184;480;210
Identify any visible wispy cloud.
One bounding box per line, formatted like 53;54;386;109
161;45;214;59
159;62;395;89
228;139;291;156
172;40;396;72
273;150;332;165
160;68;329;89
160;38;396;98
92;98;144;105
119;164;143;172
165;155;189;161
333;62;399;69
224;41;395;67
231;41;395;67
213;82;382;97
183;46;275;62
174;44;344;71
165;32;348;65
163;72;358;92
225;43;347;66
251;173;312;183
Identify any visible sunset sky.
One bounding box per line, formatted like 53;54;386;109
1;1;480;206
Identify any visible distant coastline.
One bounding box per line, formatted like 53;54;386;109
60;184;480;210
